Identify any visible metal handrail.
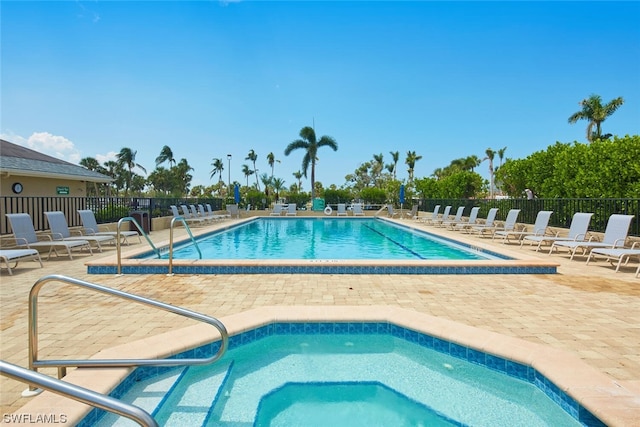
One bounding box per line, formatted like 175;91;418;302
168;216;202;275
26;275;228;384
116;217;160;275
1;360;158;427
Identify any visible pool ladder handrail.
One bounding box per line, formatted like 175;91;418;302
24;274;228;386
116;216;160;275
0;360;158;427
168;216;202;275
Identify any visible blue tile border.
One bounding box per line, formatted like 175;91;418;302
80;321;604;427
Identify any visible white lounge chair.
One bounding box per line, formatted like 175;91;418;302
420;205;441;224
452;207;480;231
205;204;228;221
522;212;593;252
336;204;347;216
551;214;634;260
45;211;115;252
227;204;240;219
494;210;553;245
433;206;452;227
78;210;141;245
405;205;419;220
180;205;207;225
441;207;465;229
270;204;284;216
286;203;297;216
586;242;640;274
387;205;398;218
6;213;93;259
352;203;365;216
0;249;43;275
468;208;499;235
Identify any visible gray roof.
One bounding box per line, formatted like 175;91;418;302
0;139;113;183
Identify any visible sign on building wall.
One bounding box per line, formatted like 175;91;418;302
56;186;70;195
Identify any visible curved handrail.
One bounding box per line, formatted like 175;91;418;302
116;216;160;275
168;216;202;275
1;360;158;427
26;275;228;380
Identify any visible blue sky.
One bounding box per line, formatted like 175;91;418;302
2;1;639;191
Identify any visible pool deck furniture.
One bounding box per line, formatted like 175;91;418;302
405;205;419;220
487;209;521;240
441;206;465;229
78;210;141;245
551;214;635;260
351;203;365;216
44;211;115;252
227;204;240;219
5;213;93;259
468;208;499;236
336;204;347;216
179;205;207;225
451;207;480;232
586;242;640;273
419;205;441;224
286;203;297;216
386;205;398;218
521;212;593;252
494;210;553;245
0;248;43;275
432;205;452;227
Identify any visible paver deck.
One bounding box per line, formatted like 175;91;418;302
1;214;639;425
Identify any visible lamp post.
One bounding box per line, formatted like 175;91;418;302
227;154;232;193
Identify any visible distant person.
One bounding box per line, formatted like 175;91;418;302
524;188;534;200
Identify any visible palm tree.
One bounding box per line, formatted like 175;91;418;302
389;151;399;180
284;126;338;200
496;147;507;168
405;150;422;183
241;164;254;187
484;148;496;198
246;149;259;190
155;145;175;167
260;173;272;198
464;155;481;172
80;157;103;196
568;94;624;142
292;170;303;192
272;177;286;200
210;158;224;182
267;152;280;178
116;147;147;197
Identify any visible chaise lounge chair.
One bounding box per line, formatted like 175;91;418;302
419;205;440;224
441;206;465;229
351;203;365;216
226;204;240;219
45;211;115;252
6;213;93;259
405;205;419;220
451;207;480;231
468;208;499;236
432;206;452;227
337;203;348;216
550;214;634;260
270;204;284;216
0;248;43;275
521;212;593;252
386;205;398;218
286;203;297;216
78;209;141;245
494;210;553;245
586;242;640;274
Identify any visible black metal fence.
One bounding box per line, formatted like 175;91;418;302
415;198;639;237
0;197;224;235
1;196;638;237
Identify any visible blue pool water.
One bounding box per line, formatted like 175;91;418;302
155;218;504;261
89;323;601;427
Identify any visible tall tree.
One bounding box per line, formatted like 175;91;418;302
284;126;338;200
116;147;147;197
246;149;260;190
484;148;496;198
292;170;303;192
389;151;400;179
267;152;280;178
155;145;175;167
405;150;422;183
210;158;224;182
568;94;624;142
241;164;254;187
496;147;507;169
272;177;286;200
80;156;103;196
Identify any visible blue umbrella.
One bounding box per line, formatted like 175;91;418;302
234;184;240;204
399;185;405;205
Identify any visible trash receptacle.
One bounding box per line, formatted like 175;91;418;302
312;198;325;211
129;211;150;234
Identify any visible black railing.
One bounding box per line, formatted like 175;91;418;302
0;197;224;235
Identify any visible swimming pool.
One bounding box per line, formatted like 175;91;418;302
87;322;599;426
86;217;559;274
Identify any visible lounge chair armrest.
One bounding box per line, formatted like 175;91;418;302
631;241;640;249
37;235;54;242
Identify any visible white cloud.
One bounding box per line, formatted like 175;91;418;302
27;132;83;164
96;151;118;164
